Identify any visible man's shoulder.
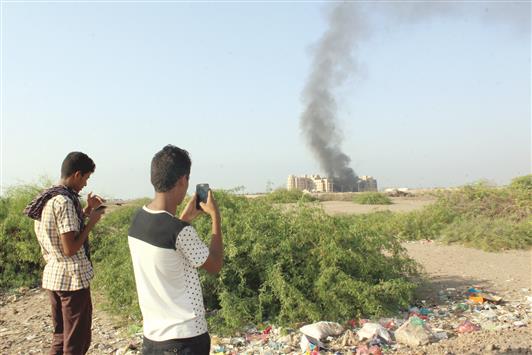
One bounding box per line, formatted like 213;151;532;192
48;194;74;209
132;208;189;227
129;209;190;249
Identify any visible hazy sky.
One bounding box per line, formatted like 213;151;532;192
1;1;530;199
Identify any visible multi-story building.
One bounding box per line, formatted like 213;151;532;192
287;174;377;192
287;174;334;192
357;176;378;192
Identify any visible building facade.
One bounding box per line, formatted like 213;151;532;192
287;174;334;193
357;176;378;192
287;174;377;192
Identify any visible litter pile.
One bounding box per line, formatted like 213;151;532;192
210;287;532;354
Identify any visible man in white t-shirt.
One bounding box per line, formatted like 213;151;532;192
128;145;223;355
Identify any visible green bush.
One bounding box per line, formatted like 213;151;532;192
394;178;532;250
91;200;148;322
89;191;417;334
0;183;48;289
190;192;416;333
353;192;392;205
440;216;532;252
259;188;317;203
510;174;532;191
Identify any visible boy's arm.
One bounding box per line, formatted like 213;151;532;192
55;197;104;257
60;212;103;257
200;211;223;274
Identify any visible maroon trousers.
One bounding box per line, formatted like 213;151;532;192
47;288;92;355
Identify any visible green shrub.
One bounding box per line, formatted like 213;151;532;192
510;174;532;191
259;189;317;203
0;183;48;289
189;192;416;333
440;216;532;252
89;191;417;334
395;177;532;250
353;192;392;205
91;201;147;322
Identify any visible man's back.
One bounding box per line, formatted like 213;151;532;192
128;206;210;341
36;194;93;291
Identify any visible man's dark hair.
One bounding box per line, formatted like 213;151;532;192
151;145;191;192
61;152;96;178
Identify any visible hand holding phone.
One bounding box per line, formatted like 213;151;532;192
196;184;210;210
95;204;107;211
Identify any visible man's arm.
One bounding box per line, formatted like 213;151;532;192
199;190;223;274
60;211;103;257
201;210;223;274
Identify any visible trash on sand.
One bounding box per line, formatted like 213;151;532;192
457;320;480;333
340;329;358;347
513;320;527;327
355;344;383;355
420;308;432;316
357;323;392;343
300;321;344;340
213;345;225;353
368;334;389;347
467;287;502;304
469;295;485;303
433;331;448;341
394;316;432;347
300;334;327;353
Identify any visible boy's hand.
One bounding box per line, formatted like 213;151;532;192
200;190;220;219
87;206;105;225
87;192;105;209
180;194;203;223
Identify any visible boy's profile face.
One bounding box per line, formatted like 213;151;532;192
71;171;92;193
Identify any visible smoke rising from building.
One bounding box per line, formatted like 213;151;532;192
300;3;368;192
300;2;530;192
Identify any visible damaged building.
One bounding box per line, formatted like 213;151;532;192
287;174;377;193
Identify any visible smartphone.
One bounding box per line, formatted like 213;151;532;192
95;204;107;211
196;184;210;210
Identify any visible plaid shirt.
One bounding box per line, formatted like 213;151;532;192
35;195;93;291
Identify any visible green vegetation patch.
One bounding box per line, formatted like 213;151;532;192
190;192;417;333
259;188;318;203
0;183;48;289
393;176;532;251
353;192;392;205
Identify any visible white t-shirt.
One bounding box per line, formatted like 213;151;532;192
128;206;210;341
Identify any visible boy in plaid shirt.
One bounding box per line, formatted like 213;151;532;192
24;152;106;354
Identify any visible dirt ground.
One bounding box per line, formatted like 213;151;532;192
401;241;532;355
321;196;436;215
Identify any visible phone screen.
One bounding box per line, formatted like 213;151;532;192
196;184;209;210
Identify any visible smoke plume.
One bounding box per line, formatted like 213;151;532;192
300;3;369;191
300;2;530;192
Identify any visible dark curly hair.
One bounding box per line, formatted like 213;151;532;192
150;145;191;192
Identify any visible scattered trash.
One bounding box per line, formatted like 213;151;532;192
300;321;344;340
339;329;358;347
433;331;448;341
394;316;432;347
5;286;531;355
357;323;392;343
513;320;527;327
299;334;326;354
355;344;383;355
457;320;481;333
213;345;225;353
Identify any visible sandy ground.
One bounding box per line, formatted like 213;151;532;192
405;242;532;301
321;196;436;215
398;241;532;354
